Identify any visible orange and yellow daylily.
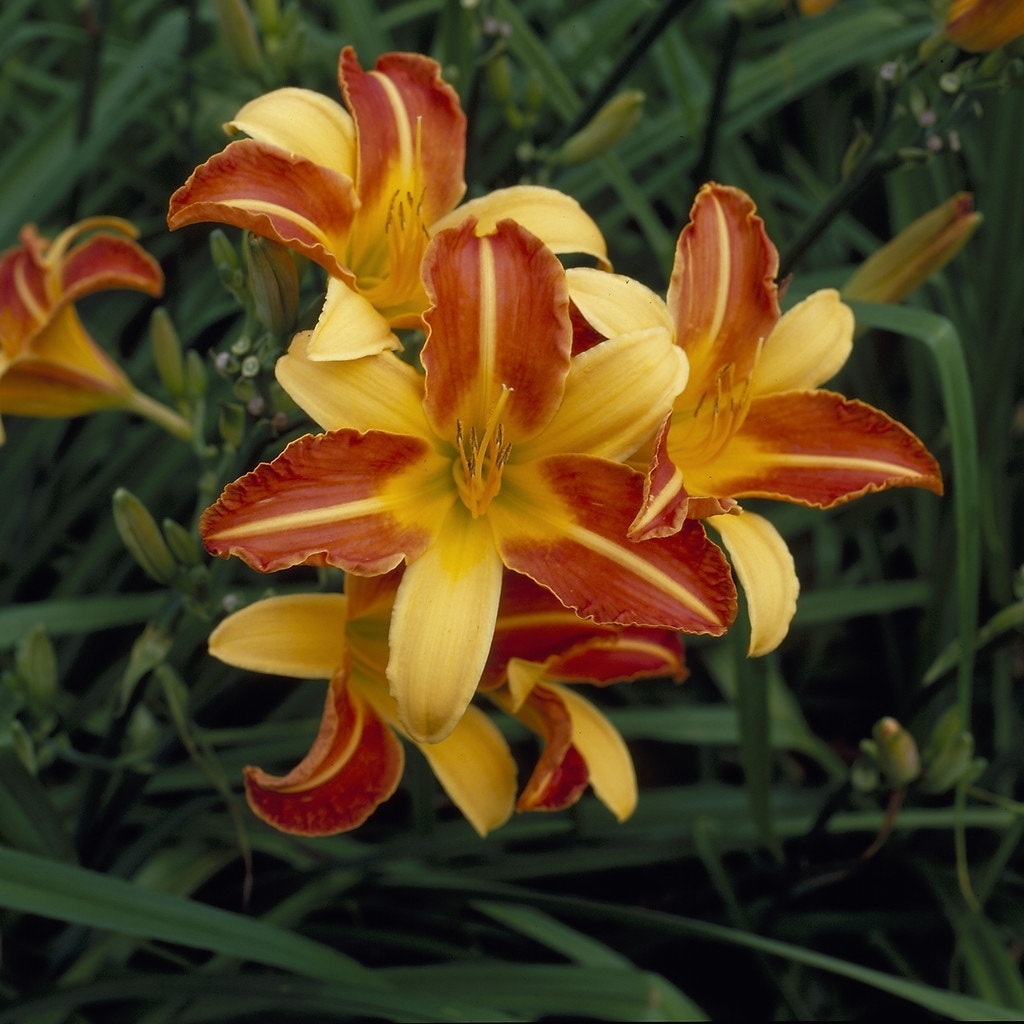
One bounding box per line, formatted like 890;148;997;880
209;570;686;835
168;46;607;359
0;218;190;444
944;0;1024;52
570;183;943;656
201;218;735;744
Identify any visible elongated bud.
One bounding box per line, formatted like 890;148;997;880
162;518;203;568
14;624;57;711
487;54;514;108
150;307;186;400
213;0;264;74
798;0;838;14
553;90;645;166
945;0;1024;52
920;706;977;793
219;402;246;450
872;716;921;788
185;349;208;400
843;193;981;304
112;488;178;585
244;234;299;339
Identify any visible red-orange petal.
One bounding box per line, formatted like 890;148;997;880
513;684;590;813
339;47;466;225
167;139;357;280
481;571;686;690
493;456;737;635
689;390;944;507
59;231;163;308
200;429;449;573
421;218;571;444
668;183;780;402
244;671;404;835
0;241;48;353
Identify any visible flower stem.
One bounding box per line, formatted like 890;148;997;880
126;389;195;443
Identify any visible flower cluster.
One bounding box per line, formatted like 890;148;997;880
1;45;945;839
161;47;944;836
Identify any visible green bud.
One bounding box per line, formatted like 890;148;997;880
210;229;240;276
920;706;976;794
219;402;247;449
112;488;179;585
162;519;202;568
850;754;881;794
8;719;37;775
150;308;186;399
14;624;57;711
185;349;208;399
487;54;514;108
553;90;644;166
213;0;264;75
252;0;280;34
244;234;300;339
871;716;921;788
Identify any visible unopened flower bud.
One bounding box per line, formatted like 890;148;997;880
244;234;299;339
213;0;264;74
920;706;977;793
14;624;57;711
150;308;185;399
487;54;514;108
872;716;921;788
945;0;1024;53
112;488;179;585
185;349;208;399
162;518;203;568
553;90;645;166
843;193;981;304
220;402;246;449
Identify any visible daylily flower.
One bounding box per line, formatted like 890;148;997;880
0;218;191;443
201;218;735;743
944;0;1024;52
168;46;608;360
208;570;686;834
570;183;943;656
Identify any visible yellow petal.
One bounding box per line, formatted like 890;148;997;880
305;277;400;361
565;267;675;338
752;290;853;396
432;185;610;269
227;87;356;174
416;704;516;835
387;507;504;742
549;681;637;822
710;511;798;657
275;333;429;436
517;327;685;462
208;593;349;678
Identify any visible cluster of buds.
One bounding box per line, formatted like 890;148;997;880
853;708;984;796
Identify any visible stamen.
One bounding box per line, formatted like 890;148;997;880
454;386;514;517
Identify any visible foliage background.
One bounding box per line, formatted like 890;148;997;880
1;0;1023;1019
